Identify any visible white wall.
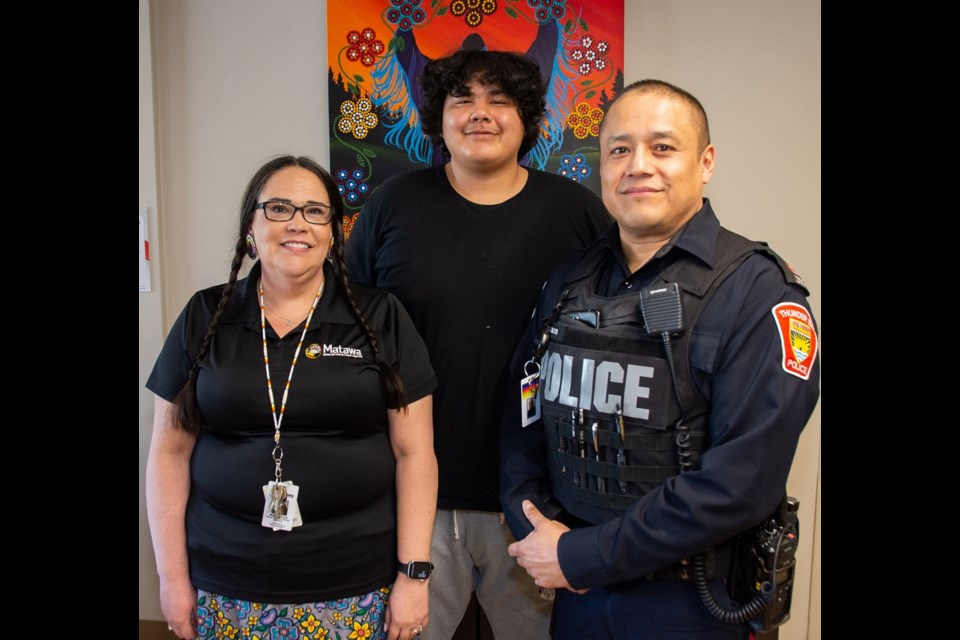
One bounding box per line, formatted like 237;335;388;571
139;1;820;636
139;0;164;619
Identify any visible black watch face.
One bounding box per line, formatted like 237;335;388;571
408;562;432;579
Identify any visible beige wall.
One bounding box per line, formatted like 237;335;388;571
139;1;821;637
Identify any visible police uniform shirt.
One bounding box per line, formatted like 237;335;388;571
500;199;820;589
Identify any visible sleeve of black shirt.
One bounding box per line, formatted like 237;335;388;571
344;190;382;288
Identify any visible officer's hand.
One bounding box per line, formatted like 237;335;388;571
508;500;586;593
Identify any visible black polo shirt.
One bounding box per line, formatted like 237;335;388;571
147;261;436;602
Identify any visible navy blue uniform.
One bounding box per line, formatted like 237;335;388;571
500;200;820;638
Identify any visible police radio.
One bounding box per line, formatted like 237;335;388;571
639;283;684;336
639;283;798;635
728;496;800;633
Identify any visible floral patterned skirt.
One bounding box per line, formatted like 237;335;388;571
196;586;390;639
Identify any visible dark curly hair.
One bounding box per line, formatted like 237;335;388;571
419;49;547;160
172;155;408;432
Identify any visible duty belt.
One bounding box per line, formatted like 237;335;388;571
646;544;732;582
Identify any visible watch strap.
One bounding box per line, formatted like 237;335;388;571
397;560;434;580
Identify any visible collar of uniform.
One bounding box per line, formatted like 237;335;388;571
674;198;720;269
604;198;721;275
220;261;357;328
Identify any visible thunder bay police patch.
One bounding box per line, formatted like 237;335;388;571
771;303;817;380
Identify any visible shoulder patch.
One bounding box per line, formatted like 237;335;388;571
771;302;817;380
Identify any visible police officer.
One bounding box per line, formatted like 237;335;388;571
500;80;820;639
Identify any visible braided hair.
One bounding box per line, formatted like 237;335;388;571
173;155;407;433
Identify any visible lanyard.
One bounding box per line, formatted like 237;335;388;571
258;279;324;484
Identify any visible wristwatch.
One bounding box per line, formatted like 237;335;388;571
397;560;434;580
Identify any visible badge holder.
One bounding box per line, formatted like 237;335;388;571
520;359;541;427
261;480;302;532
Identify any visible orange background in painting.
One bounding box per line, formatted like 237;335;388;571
327;0;624;234
328;1;623;109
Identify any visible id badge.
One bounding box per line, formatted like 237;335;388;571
261;481;303;531
520;361;541;428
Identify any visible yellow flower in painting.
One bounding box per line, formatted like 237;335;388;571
338;98;379;140
566;102;605;139
222;625;240;639
313;629;330;639
252;603;263;610
345;616;354;626
247;615;259;626
350;604;358;614
300;614;322;634
210;598;221;611
348;621;374;639
450;0;496;27
216;610;229;627
293;608;306;620
332;612;343;622
241;629;251;637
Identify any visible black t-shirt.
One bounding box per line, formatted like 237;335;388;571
346;165;610;510
147;261;436;602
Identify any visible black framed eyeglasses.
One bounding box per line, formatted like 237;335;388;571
256;200;334;225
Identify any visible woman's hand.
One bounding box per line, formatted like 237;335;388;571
146;396;199;639
387;395;437;639
160;574;198;639
384;575;429;640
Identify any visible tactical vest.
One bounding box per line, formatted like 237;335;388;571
537;228;807;526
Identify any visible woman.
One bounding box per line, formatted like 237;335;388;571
146;155;438;640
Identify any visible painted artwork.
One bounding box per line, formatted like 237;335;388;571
327;0;625;238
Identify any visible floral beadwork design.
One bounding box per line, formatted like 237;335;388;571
558;153;592;183
526;0;566;23
336;168;371;207
569;35;609;76
386;0;427;31
566;101;604;139
338;98;379;140
450;0;497;28
346;28;386;67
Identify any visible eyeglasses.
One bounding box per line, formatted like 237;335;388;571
256;200;334;225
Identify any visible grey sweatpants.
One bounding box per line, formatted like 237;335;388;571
422;509;552;640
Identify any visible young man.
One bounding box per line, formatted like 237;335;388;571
346;50;610;638
501;80;820;639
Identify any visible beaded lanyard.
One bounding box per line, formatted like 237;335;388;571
258;279;324;519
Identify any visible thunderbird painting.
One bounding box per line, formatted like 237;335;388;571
327;0;624;238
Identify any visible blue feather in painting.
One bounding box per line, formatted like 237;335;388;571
369;19;578;170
